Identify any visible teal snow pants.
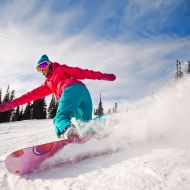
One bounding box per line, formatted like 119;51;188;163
53;84;93;138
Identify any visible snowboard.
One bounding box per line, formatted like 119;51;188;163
5;115;107;176
5;136;91;176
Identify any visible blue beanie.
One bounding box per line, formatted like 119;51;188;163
37;55;50;65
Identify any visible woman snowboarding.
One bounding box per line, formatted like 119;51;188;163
0;55;116;139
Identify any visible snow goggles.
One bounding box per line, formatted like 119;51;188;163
36;61;50;72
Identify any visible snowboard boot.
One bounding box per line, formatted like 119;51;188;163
60;124;80;140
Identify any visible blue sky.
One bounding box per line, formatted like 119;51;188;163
0;0;190;107
8;0;189;39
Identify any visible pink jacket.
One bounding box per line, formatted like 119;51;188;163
13;62;115;107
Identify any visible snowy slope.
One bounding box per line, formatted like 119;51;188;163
1;77;190;190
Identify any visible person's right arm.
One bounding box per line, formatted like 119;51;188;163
0;84;52;112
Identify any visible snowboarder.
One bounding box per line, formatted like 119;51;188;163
0;55;116;139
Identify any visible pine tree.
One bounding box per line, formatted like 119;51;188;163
3;86;10;103
19;107;24;121
48;95;58;119
12;106;20;121
175;60;183;79
11;105;24;121
94;94;104;115
32;98;47;119
9;90;15;121
22;103;32;120
187;61;190;74
41;97;47;119
10;90;15;100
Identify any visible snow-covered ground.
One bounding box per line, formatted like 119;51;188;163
1;77;190;190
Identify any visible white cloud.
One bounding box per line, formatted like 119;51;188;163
119;0;181;37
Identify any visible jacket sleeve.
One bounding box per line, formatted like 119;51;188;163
61;65;104;80
14;84;52;106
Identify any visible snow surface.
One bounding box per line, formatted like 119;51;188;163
1;77;190;190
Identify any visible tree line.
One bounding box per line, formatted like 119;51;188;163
175;60;190;80
94;94;118;115
0;86;58;123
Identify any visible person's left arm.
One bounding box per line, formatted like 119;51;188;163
61;65;116;81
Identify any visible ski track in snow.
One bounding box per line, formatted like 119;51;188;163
1;77;190;190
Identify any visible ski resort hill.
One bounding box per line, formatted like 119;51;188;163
0;77;190;190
